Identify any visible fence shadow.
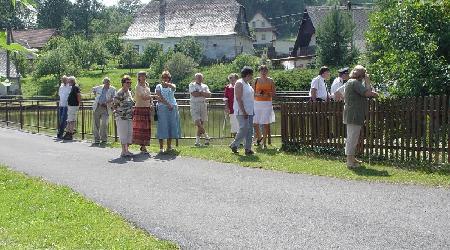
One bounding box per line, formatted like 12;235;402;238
350;166;390;177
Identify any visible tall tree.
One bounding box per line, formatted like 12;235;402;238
71;0;104;38
37;0;72;29
315;6;356;67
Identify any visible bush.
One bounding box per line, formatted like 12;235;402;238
165;52;198;88
119;44;139;72
34;48;80;79
232;54;261;72
181;63;235;92
174;37;203;63
140;42;163;68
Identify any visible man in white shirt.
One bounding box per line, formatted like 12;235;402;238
57;75;71;139
189;73;211;146
330;67;349;101
310;66;331;102
92;77;116;144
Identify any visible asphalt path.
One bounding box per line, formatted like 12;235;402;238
1;127;449;249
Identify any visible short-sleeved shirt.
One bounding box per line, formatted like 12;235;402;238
343;79;369;126
224;84;235;114
134;84;152;108
233;79;254;116
68;85;80;106
156;84;177;106
309;75;328;100
58;84;72;107
330;77;344;99
189;82;210;103
113;89;134;120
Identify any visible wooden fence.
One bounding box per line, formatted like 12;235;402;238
281;95;450;165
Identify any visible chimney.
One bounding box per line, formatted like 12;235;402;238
347;1;352;10
159;0;167;33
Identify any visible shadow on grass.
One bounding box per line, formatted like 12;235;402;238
238;154;261;163
351;166;390;177
255;147;281;156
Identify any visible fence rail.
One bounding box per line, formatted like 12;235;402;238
281;95;450;165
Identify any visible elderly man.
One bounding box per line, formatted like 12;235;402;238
92;77;116;144
57;75;71;139
189;73;211;146
310;66;331;102
331;67;350;101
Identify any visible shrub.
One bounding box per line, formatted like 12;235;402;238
140;42;163;68
174;37;203;63
232;54;261;72
119;43;139;72
165;52;198;88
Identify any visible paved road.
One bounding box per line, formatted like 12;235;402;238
1;127;449;249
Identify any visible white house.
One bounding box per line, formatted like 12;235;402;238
0;50;20;96
123;0;254;60
249;12;277;46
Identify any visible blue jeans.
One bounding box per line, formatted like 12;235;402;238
57;106;68;137
231;115;254;151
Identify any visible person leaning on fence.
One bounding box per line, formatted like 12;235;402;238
57;75;71;139
63;76;81;141
344;65;378;169
310;66;331;102
92;77;116;144
229;66;255;156
113;75;135;158
189;73;211;146
330;67;349;101
253;65;276;149
132;71;153;154
155;71;181;154
224;73;239;137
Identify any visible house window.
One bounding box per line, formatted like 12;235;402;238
252;21;256;27
261;21;265;27
261;34;266;41
133;45;140;53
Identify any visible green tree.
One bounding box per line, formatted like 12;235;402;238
366;0;450;96
165;52;198;84
119;44;139;73
140;42;162;68
34;48;80;80
232;54;261;72
315;6;357;67
37;0;72;29
174;37;203;63
70;0;104;38
103;34;123;57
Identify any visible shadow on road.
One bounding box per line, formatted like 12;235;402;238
153;150;179;162
351;166;390;177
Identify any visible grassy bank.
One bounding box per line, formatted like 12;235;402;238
121;142;450;187
0;165;177;249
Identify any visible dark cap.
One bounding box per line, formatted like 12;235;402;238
338;67;349;74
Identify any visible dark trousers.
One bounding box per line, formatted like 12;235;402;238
57;106;68;137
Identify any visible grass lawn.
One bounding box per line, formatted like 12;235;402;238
0;165;177;249
122;142;450;187
22;68;152;97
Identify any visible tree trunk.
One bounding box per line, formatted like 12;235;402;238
6;26;12;95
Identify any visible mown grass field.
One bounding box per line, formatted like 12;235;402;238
0;165;177;249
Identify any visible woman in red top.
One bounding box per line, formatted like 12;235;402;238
224;73;239;137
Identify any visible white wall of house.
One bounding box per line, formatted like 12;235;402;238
126;35;254;60
273;40;295;56
281;57;314;70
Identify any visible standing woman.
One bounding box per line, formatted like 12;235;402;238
113;75;135;157
252;65;276;149
63;76;81;141
344;65;378;168
224;73;239;137
155;71;181;153
133;71;153;154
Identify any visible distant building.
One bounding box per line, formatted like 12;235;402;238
292;5;373;58
123;0;254;60
0;50;20;96
249;12;277;47
12;28;58;50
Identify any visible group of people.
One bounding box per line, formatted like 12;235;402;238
309;65;379;168
56;64;377;168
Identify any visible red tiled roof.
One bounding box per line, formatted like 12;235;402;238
12;29;58;49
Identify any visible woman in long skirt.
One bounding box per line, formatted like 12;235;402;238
132;71;153;153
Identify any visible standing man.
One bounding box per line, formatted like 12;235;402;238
331;67;349;101
63;76;81;141
57;75;71;139
189;73;211;146
92;77;116;144
310;66;331;102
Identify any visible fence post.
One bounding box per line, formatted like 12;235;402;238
37;101;40;133
5;101;9;126
19;100;23;130
81;101;85;140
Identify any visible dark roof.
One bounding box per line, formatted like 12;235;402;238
124;0;250;40
0;50;19;78
292;5;373;56
12;29;57;49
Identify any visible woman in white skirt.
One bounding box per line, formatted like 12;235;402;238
112;75;135;157
252;65;276;149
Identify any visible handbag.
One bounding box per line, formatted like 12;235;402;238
153;105;158;121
